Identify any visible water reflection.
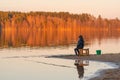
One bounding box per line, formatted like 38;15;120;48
25;59;75;69
74;59;89;79
1;25;120;48
0;48;117;80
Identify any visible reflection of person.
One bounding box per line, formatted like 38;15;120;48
74;60;84;79
74;35;84;56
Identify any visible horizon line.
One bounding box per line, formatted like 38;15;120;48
0;10;119;20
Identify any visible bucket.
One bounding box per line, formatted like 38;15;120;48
96;50;101;55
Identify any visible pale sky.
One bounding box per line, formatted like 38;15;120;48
0;0;120;19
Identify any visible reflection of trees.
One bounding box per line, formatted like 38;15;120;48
0;11;120;47
0;23;1;35
1;25;120;48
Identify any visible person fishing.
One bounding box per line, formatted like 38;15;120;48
74;35;84;56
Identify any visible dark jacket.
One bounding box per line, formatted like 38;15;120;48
77;38;84;49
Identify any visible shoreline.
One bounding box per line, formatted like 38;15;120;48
47;53;120;80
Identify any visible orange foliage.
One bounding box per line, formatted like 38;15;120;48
0;11;120;47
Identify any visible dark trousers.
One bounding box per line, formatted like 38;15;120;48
74;48;80;56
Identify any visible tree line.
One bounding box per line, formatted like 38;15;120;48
0;11;120;28
0;11;120;47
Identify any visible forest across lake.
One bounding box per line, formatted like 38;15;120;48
0;11;120;47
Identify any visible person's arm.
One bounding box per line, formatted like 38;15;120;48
77;39;81;46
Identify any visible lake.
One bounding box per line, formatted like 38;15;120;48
0;42;119;80
0;26;120;80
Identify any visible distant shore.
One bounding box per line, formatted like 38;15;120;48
48;53;120;80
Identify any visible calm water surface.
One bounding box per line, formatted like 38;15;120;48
86;38;120;54
1;15;120;80
0;39;119;80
